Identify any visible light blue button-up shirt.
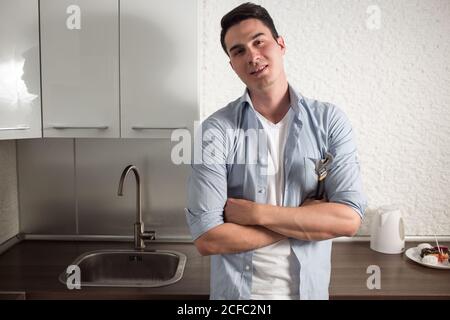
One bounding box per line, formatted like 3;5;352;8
186;85;367;300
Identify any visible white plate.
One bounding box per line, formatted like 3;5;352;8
405;247;450;270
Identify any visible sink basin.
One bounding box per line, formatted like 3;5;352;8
59;249;187;288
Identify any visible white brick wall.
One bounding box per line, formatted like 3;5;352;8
0;141;19;243
200;0;450;235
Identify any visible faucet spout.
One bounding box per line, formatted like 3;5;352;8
118;165;153;250
118;165;141;224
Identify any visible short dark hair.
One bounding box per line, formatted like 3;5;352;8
220;2;280;55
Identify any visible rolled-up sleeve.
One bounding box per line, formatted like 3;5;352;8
324;105;368;219
185;118;228;240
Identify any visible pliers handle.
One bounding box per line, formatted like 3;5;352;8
315;153;333;200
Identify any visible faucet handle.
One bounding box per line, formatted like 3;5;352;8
141;230;156;241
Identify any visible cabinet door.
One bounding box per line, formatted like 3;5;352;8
0;0;41;140
40;0;119;138
120;0;199;138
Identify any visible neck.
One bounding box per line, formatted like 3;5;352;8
248;81;290;123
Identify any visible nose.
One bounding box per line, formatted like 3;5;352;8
246;47;261;64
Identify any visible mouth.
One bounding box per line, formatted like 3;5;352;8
250;65;268;76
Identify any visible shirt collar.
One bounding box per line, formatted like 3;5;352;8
239;83;305;121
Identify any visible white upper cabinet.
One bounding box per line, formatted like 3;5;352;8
0;0;41;140
120;0;199;138
40;0;119;138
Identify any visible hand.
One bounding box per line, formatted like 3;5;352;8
224;198;263;226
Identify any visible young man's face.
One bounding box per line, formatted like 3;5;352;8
224;18;286;92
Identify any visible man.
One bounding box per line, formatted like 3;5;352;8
186;2;367;300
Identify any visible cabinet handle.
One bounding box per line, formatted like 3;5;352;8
132;126;187;130
51;125;109;130
0;126;30;131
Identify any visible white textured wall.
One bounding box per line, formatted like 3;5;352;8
0;140;19;243
201;0;450;235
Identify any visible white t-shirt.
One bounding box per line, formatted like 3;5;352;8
250;106;300;300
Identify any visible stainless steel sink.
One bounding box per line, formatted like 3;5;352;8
59;249;187;287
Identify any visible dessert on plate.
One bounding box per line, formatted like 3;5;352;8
417;243;449;265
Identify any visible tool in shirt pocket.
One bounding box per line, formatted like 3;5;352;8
315;152;333;200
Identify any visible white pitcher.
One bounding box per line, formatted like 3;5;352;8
370;206;405;254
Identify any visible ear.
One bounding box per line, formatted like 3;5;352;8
276;36;286;55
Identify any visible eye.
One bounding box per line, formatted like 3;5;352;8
233;48;245;56
255;39;264;46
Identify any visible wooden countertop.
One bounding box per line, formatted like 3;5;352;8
330;241;450;299
0;240;449;299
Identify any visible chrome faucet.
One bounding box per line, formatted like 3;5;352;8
117;165;155;250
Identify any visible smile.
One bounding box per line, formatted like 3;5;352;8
250;65;268;75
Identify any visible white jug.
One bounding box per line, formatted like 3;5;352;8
370;206;405;254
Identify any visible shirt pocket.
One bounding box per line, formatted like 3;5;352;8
302;157;319;199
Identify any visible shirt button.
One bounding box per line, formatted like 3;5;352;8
245;265;250;271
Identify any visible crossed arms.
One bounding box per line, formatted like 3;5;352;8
194;198;361;256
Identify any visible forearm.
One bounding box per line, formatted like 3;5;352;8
258;202;361;241
194;222;285;256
